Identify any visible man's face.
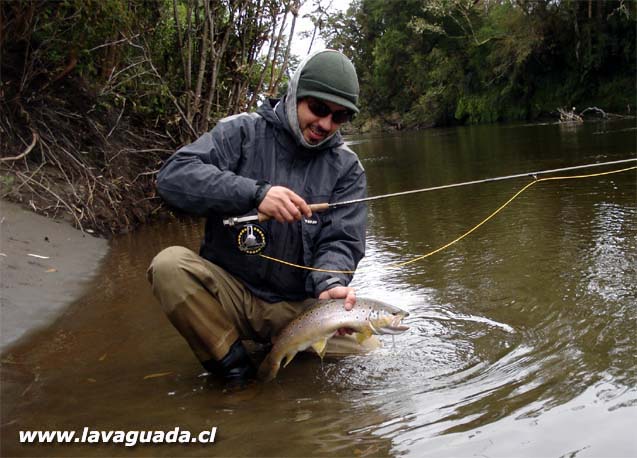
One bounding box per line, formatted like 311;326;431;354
297;97;352;145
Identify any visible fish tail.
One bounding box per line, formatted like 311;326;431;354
257;353;280;382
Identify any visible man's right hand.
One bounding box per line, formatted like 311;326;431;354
257;186;312;223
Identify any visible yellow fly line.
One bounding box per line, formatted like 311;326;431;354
258;165;637;274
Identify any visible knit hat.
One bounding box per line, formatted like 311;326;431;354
296;50;360;113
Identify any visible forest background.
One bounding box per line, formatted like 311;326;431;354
1;0;635;235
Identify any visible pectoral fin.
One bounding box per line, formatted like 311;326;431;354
282;352;297;368
355;329;373;344
311;339;328;359
257;354;278;382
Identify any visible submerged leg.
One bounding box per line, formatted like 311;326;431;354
147;246;257;387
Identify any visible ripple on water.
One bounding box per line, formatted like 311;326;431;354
284;301;525;444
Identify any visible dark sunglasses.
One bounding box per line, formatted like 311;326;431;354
305;97;354;124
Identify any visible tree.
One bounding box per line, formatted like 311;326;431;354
318;0;636;128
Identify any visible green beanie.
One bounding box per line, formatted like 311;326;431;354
296;50;360;113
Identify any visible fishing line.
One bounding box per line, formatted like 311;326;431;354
257;161;637;274
329;157;637;208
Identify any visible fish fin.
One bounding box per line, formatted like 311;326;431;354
355;329;373;344
282;352;297;368
311;339;328;359
257;353;279;382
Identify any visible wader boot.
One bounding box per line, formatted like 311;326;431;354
202;340;256;390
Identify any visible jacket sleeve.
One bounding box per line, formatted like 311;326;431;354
156;115;261;216
307;157;367;296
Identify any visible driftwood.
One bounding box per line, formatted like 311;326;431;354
579;106;608;118
558;107;584;123
557;106;631;123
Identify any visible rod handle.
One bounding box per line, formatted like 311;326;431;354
257;202;330;222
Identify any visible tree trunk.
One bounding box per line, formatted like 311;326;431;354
271;0;301;97
266;2;290;96
191;8;209;131
249;8;279;108
202;1;234;131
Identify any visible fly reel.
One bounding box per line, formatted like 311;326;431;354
236;224;267;255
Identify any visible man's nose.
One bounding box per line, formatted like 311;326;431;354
317;114;334;131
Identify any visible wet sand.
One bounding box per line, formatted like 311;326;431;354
0;200;109;352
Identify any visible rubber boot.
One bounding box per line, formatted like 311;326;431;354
202;340;256;390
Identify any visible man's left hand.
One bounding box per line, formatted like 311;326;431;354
318;286;356;310
319;286;356;336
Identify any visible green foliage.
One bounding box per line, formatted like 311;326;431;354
321;0;636;127
455;93;499;124
3;0;301;143
4;0;635;137
0;175;16;194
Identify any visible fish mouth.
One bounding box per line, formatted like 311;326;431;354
372;313;409;334
382;324;409;334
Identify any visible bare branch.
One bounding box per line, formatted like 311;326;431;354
1;132;39;162
15;170;85;232
106;99;126;139
88;33;142;52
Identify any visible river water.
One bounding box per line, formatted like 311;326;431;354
2;120;636;457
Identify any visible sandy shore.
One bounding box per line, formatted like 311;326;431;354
0;200;109;352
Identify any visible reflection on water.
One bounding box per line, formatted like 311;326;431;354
2;120;636;457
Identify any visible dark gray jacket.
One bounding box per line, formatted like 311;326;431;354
156;96;367;303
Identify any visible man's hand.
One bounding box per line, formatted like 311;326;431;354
257;185;311;224
319;286;356;336
318;286;356;309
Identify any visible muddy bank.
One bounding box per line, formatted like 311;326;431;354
0;200;109;352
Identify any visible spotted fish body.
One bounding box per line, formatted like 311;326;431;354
257;298;409;382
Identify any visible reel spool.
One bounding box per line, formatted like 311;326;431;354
236;224;267;255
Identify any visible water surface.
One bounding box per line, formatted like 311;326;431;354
2;120;636;457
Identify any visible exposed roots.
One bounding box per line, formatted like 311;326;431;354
0;78;174;236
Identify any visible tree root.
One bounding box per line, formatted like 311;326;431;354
1;132;39;162
1;84;173;236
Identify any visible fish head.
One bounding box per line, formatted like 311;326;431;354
365;301;410;335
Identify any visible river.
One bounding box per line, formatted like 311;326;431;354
2;119;636;457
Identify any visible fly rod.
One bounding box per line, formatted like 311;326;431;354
222;157;636;227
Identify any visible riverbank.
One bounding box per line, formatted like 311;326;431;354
0;200;109;352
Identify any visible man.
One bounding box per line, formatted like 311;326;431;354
148;50;369;386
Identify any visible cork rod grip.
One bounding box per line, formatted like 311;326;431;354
257;202;330;222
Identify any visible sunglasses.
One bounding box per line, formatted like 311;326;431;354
305;97;354;124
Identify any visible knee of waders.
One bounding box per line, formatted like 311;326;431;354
147;246;195;286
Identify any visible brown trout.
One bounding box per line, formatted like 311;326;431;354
257;298;409;382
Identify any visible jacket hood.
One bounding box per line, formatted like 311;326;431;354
283;49;346;150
